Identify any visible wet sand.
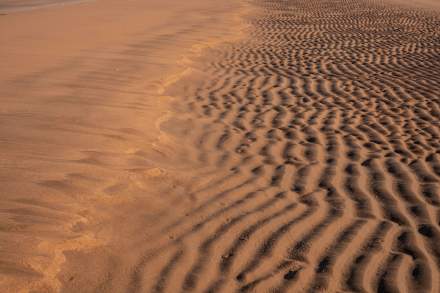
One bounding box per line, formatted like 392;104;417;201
1;0;440;292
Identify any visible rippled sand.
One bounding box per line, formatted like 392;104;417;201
1;0;440;292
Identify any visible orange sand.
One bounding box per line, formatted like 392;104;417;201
1;0;440;292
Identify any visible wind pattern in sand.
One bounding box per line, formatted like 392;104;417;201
117;0;440;292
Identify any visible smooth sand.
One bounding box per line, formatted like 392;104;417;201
386;0;440;10
0;0;246;291
1;0;440;292
0;0;87;13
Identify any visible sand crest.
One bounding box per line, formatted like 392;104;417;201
1;0;440;292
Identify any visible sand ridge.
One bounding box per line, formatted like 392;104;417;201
1;0;440;292
105;0;439;292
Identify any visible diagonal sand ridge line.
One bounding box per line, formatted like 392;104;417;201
138;0;440;292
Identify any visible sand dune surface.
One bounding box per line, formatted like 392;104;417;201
1;0;440;292
386;0;440;10
0;0;87;13
0;0;246;291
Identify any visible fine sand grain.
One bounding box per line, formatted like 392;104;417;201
1;0;440;292
0;0;88;13
385;0;440;10
0;0;246;291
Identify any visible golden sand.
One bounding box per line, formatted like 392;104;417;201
1;0;440;292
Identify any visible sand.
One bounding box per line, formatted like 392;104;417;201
0;0;245;291
1;0;440;292
386;0;440;10
0;0;86;13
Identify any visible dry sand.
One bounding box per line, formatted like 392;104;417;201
0;0;246;291
385;0;440;10
1;0;440;292
0;0;86;13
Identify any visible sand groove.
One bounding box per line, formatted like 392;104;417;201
7;0;436;292
122;0;440;292
127;0;440;292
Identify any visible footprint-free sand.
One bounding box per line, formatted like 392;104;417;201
1;0;440;292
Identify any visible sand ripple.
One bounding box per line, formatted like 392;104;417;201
125;1;440;292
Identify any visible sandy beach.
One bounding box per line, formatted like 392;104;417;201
1;0;440;292
0;0;245;291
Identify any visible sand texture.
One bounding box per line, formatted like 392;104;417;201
1;0;440;292
0;0;245;291
0;0;86;13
